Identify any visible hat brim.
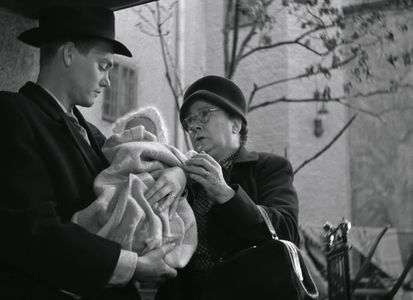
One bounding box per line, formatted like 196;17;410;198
180;89;247;128
18;27;132;57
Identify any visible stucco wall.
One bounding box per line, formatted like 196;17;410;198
0;9;39;91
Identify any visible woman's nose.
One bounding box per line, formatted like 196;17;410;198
188;121;202;133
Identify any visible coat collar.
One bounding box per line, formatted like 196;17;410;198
233;146;258;164
20;82;106;176
20;81;67;121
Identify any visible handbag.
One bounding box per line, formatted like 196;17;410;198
205;206;319;300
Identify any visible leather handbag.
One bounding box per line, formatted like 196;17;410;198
206;206;319;300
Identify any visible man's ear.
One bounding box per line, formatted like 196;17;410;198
62;42;76;67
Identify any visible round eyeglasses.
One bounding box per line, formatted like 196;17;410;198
182;108;221;131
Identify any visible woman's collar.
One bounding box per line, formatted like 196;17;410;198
233;146;258;164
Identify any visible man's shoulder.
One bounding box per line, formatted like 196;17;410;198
0;89;29;110
0;84;32;103
0;90;21;100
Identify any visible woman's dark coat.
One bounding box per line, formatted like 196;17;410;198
156;146;299;300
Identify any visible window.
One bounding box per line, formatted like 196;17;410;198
102;62;138;122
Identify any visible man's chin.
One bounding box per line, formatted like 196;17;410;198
79;98;96;108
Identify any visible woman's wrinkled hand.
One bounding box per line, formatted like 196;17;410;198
145;167;186;212
183;152;234;204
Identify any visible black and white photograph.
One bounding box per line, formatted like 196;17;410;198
0;0;412;299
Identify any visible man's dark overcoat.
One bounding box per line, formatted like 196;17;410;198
0;82;139;300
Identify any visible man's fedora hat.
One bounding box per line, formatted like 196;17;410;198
180;75;247;128
18;5;132;57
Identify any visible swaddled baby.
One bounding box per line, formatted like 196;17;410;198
72;106;197;268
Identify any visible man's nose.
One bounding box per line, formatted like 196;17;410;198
100;73;111;87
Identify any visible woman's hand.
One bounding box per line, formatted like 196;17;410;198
145;167;186;212
184;152;234;204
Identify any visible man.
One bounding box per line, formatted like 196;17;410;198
0;5;185;300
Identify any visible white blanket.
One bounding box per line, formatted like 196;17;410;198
73;126;197;268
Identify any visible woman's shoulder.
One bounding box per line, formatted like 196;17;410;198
251;151;293;175
237;148;293;174
252;150;290;165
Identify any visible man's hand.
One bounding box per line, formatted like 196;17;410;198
145;167;186;211
133;243;177;283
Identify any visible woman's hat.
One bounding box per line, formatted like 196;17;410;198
18;5;132;57
180;75;247;127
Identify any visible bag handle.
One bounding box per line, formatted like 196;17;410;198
257;205;304;281
257;205;278;240
257;205;319;298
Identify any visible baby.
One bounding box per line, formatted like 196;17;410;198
72;106;197;269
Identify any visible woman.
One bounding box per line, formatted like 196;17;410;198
155;75;299;300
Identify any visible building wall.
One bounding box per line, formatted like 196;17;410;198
285;5;351;227
347;8;413;259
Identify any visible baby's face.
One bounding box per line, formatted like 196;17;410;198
125;116;157;136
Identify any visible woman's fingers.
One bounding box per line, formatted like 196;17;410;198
197;151;221;167
146;184;170;204
183;164;208;177
187;172;209;186
186;156;215;170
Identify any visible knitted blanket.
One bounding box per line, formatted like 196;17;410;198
72;126;197;268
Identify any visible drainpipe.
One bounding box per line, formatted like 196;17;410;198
174;0;186;149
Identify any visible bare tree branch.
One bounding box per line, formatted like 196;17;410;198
293;114;358;174
248;83;413;120
247;54;358;106
240;24;337;60
228;0;241;79
232;1;274;72
223;0;232;76
233;22;259;73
